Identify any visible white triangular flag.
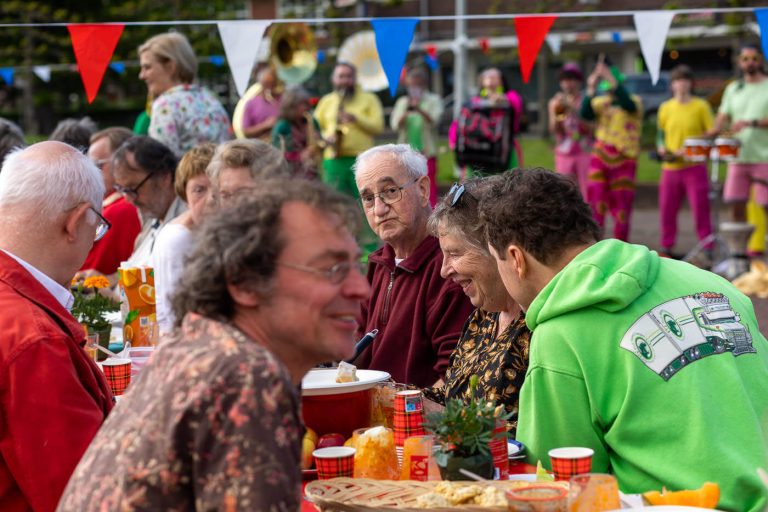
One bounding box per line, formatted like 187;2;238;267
633;11;675;85
33;65;51;83
217;20;271;97
546;34;562;56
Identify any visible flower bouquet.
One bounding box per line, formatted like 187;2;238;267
72;276;119;360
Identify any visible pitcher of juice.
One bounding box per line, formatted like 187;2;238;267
353;426;399;480
117;265;157;347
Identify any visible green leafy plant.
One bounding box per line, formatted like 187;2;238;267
71;276;120;333
425;375;512;466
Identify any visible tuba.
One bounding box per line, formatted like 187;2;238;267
270;23;317;85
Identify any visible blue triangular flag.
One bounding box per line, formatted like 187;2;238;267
0;68;14;86
210;55;225;67
109;62;125;74
317;49;326;64
612;31;622;44
425;54;439;70
371;18;419;98
756;8;768;58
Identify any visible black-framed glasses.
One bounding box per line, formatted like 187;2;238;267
113;172;153;199
90;206;111;241
360;178;419;210
278;260;366;285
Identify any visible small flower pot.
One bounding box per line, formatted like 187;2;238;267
437;452;494;481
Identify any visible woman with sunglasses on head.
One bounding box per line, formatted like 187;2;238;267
423;177;531;435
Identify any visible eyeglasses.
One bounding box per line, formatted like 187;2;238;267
113;172;154;199
278;260;367;285
360;178;419;210
89;206;112;241
448;182;477;208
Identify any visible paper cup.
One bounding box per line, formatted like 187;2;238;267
548;447;594;481
313;446;355;479
101;357;132;396
393;390;426;446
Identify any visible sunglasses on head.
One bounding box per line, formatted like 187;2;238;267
448;182;477;208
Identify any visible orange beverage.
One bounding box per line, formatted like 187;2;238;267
117;265;156;347
568;474;620;512
353;426;399;480
400;435;440;481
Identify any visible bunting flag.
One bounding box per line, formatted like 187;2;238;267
756;8;768;58
0;68;13;86
514;16;557;83
67;24;124;103
545;34;562;55
371;18;419;97
109;62;125;75
209;55;225;67
33;65;51;83
425;54;439;70
317;49;326;64
633;11;675;85
217;20;271;97
612;31;623;43
478;37;490;55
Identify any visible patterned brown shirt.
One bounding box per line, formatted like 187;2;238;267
57;313;303;512
424;309;531;436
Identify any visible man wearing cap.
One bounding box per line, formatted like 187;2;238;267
549;63;593;199
580;58;643;242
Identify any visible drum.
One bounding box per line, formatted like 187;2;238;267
714;137;741;161
682;138;712;162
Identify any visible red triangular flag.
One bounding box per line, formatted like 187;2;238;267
514;16;557;83
68;24;124;103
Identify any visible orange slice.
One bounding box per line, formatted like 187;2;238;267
123;324;134;342
643;482;720;508
138;284;156;305
120;269;138;288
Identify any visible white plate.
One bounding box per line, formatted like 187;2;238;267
301;369;391;396
508;440;525;457
508;474;538;482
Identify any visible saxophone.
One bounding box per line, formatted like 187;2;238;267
303;111;324;169
330;91;350;159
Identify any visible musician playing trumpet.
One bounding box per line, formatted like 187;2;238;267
315;62;384;198
548;63;593;199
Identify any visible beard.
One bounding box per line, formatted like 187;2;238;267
744;64;760;76
335;85;354;97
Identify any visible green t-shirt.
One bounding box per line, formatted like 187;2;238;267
719;79;768;163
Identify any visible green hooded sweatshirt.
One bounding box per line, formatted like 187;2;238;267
518;239;768;511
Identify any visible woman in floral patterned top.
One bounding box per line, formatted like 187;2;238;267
57;181;370;511
423;177;531;436
138;32;231;157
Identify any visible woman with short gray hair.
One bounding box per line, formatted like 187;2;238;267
423;176;531;435
138;32;231;157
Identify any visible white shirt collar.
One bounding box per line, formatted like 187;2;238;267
2;250;75;311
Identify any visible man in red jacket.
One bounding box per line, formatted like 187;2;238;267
0;141;114;512
354;144;473;387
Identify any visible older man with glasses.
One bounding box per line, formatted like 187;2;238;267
111;136;187;268
0;141;114;512
79;127;141;278
353;144;473;388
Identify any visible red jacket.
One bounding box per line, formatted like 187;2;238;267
80;193;141;275
356;236;473;387
0;252;113;512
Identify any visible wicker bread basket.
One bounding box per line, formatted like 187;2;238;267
304;478;568;511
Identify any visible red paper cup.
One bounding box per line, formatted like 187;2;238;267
393;390;426;446
313;446;355;479
101;357;131;396
548;447;594;481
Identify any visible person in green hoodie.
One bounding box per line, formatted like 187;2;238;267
479;167;768;511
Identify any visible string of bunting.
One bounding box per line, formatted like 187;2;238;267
2;6;767;104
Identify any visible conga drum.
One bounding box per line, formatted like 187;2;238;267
682;138;712;162
714;137;741;161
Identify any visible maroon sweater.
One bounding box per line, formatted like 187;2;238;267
356;236;474;387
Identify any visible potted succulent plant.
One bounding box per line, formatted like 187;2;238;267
71;276;120;360
425;375;511;480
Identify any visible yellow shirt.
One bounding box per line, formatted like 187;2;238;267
592;94;643;158
658;97;713;170
315;87;384;159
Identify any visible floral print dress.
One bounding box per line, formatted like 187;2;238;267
149;84;232;157
424;309;531;436
56;313;303;512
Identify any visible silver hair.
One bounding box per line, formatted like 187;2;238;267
0;141;104;219
353;144;427;181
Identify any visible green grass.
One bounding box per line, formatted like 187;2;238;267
436;137;663;184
